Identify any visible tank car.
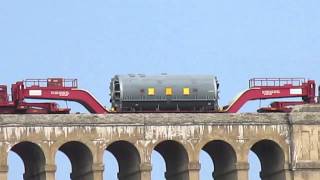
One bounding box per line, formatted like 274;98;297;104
110;74;219;112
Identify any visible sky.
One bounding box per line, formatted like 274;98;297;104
1;0;320;180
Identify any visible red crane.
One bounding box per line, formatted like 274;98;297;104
224;78;316;113
0;78;108;114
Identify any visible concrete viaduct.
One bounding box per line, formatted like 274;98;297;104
0;105;320;180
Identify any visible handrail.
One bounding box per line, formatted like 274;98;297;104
24;78;78;88
249;78;305;88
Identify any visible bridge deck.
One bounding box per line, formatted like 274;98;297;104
0;105;319;180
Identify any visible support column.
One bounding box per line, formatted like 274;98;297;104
118;163;152;180
235;162;249;180
0;165;8;180
92;163;104;180
188;161;201;180
44;164;56;180
0;143;8;180
213;162;249;180
140;163;152;180
292;162;320;180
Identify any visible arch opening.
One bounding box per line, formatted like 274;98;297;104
8;151;24;180
9;141;46;180
153;140;189;180
202;140;237;180
106;140;141;180
248;150;261;180
58;141;93;180
103;151;119;180
251;139;286;180
199;150;214;179
55;151;72;180
151;150;166;180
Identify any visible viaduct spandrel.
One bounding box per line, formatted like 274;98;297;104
0;106;320;180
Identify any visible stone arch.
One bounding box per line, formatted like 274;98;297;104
10;141;46;180
153;140;189;180
201;140;237;180
250;139;286;180
247;137;289;160
58;141;93;180
106;140;141;180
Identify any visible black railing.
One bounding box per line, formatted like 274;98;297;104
249;78;305;88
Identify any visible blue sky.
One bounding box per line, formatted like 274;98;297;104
1;0;320;179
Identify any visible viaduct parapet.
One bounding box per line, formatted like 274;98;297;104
1;105;320;180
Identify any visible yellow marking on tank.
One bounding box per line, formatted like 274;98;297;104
148;88;155;96
165;87;173;96
183;87;190;95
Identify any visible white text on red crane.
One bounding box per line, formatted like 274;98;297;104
50;91;70;97
262;90;281;96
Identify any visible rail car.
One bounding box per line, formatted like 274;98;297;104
110;74;219;112
0;75;318;114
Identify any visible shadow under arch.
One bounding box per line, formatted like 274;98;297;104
154;140;189;180
58;141;93;180
106;140;141;180
10;141;46;180
202;140;237;180
251;139;286;180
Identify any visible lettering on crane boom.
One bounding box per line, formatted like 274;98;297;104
290;88;302;95
50;91;70;97
262;90;281;96
29;90;42;96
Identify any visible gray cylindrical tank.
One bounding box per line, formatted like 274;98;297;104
110;74;219;112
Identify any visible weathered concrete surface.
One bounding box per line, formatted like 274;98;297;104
0;106;319;180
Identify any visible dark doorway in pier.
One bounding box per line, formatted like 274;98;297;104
8;141;46;180
104;140;141;180
250;139;286;180
57;141;93;180
201;140;237;180
152;140;189;180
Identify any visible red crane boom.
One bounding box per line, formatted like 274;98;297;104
224;78;316;113
0;78;108;114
